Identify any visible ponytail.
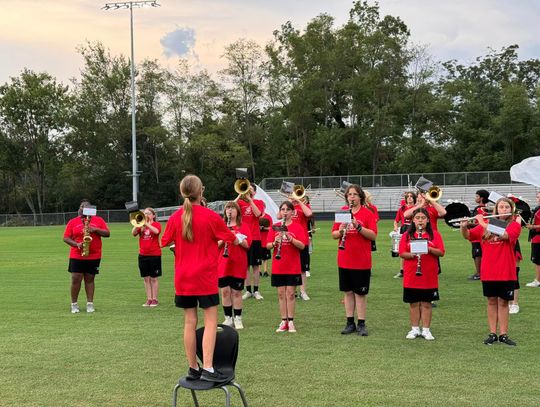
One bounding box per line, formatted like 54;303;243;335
182;198;194;242
179;174;203;242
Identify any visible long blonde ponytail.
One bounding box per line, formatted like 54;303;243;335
180;175;203;242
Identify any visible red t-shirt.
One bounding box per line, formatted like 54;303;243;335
426;205;441;231
267;221;308;275
399;230;445;289
291;202;311;231
468;221;521;281
64;216;109;260
332;206;378;269
135;221;162;256
395;204;414;227
366;204;379;221
238;199;264;241
260;213;273;247
218;223;251;279
470;205;487;243
161;205;236;296
532;209;540;244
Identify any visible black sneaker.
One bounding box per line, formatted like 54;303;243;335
263;272;269;277
200;368;230;384
341;323;356;335
186;366;201;380
468;274;480;281
498;334;517;346
357;324;369;336
483;333;498;345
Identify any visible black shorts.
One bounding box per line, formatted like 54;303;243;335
403;288;440;303
138;255;162;278
471;242;482;259
300;246;310;272
531;243;540;265
247;240;262;266
482;281;515;301
371;240;377;252
515;239;522;255
218;276;245;291
261;247;272;261
175;294;219;309
271;274;302;287
338;268;371;295
515;267;520;290
68;258;101;275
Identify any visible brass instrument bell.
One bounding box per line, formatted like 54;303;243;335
129;210;146;228
234;178;251;197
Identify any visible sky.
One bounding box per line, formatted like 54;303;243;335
1;0;540;84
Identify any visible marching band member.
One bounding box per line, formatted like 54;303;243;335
259;211;273;278
399;208;445;340
460;197;521;346
393;192;417;278
267;201;308;333
161;175;238;383
218;201;251;330
468;190;489;281
403;192;446;231
132;207;162;307
291;194;313;300
331;184;377;336
238;185;265;301
525;191;540;287
63;199;110;314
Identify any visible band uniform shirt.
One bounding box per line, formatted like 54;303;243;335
291;202;311;232
218;223;252;279
399;230;445;289
137;221;162;256
64;216;109;260
238;199;264;241
395;204;414;228
425;205;441;231
267;221;308;275
532;208;540;244
470;205;488;243
332;206;378;269
468;221;521;281
161;205;236;296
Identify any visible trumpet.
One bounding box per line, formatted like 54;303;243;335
129;210;146;228
234;178;251;201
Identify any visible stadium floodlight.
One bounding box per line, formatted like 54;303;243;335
102;1;160;203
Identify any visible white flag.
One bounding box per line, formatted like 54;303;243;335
510;156;540;188
254;184;279;223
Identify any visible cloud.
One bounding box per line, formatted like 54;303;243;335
160;27;196;58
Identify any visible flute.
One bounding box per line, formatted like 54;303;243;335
449;213;519;225
339;203;353;250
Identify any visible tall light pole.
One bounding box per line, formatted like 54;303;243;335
102;1;160;203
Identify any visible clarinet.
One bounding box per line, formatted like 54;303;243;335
415;225;423;276
275;219;286;260
222;216;231;258
339;203;353;250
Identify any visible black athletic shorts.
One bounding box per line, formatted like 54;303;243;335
138;255;162;278
271;274;301;287
260;247;272;261
247;240;262;266
515;267;520;290
218;276;245;291
371;240;377;252
403;288;440;303
68;258;101;275
531;243;540;265
471;242;482;259
338;268;371;295
300;246;310;272
175;294;220;309
482;281;515;301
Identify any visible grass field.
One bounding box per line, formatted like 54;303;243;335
1;220;539;406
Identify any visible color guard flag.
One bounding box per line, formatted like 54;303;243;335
254;184;279;223
510;156;540;188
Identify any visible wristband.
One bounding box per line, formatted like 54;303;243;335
356;224;363;232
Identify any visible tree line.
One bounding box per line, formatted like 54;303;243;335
1;1;539;214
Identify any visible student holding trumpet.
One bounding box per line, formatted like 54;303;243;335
460;197;521;346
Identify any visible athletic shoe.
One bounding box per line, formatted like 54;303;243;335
468;274;481;281
300;291;310;301
86;302;95;313
431;302;438;308
253;291;264;300
222;316;234;327
393;271;403;279
498;334;517;346
341;323;356;335
262;272;269;277
422;329;435;341
406;328;421;339
71;303;80;314
305;271;311;277
525;279;540;287
142;300;152;307
186;366;201;381
483;333;498;345
288;321;297;333
276;320;288;332
242;291;253;300
357;324;368;336
509;304;520;314
149;300;159;307
233;316;244;330
200;368;230;384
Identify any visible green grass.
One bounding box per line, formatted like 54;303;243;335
0;220;539;406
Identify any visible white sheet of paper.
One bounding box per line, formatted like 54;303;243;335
335;213;352;223
410;239;428;254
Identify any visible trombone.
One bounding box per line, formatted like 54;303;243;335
234;178;251;201
334;181;352;200
415;176;442;202
278;181;307;201
129;211;146;228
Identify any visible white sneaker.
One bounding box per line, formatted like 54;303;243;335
394;272;403;279
233;316;244;330
242;291;253;300
422;329;435;340
86;302;95;313
71;303;80;314
405;328;420;339
509;304;520;314
300;291;310;301
287;321;297;333
526;279;540;287
305;271;311;277
253;291;264;300
222;316;234;327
